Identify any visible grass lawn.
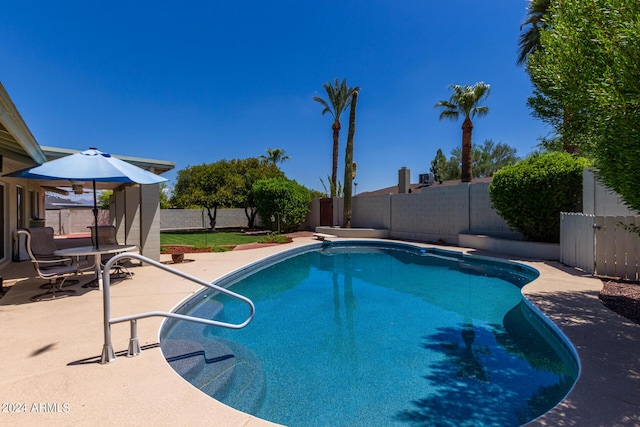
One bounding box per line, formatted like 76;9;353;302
161;231;267;247
160;231;290;251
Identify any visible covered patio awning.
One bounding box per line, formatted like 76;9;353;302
19;146;176;192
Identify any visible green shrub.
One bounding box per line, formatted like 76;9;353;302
253;178;311;233
192;242;210;251
489;152;590;243
257;232;290;244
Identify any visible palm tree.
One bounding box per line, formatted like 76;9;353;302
260;148;290;165
313;78;360;197
435;82;490;183
517;0;552;66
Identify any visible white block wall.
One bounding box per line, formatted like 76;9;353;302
352;195;391;229
469;182;520;238
341;181;523;244
160;208;261;230
390;184;470;244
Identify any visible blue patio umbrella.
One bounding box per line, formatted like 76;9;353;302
4;148;167;249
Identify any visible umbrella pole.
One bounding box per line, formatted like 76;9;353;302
93;180;99;250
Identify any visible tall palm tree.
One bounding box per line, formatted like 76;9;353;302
517;0;552;66
260;148;290;165
435;82;490;183
313;78;359;197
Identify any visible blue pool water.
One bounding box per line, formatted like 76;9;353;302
160;242;578;427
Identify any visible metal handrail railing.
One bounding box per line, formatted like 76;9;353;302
100;252;255;364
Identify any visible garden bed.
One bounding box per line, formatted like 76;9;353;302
161;237;293;254
161;245;234;254
600;278;640;325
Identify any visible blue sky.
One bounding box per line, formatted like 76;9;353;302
2;0;548;194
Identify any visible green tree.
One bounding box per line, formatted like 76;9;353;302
159;182;171;209
260;148;290;165
171;161;242;230
430;148;460;182
516;0;552;66
319;176;342;198
435;82;491;182
472;140;520;178
313;78;360;197
253;178;311;233
231;157;284;228
430;140;518;181
309;188;325;199
343;90;359;228
518;1;582;153
97;190;112;209
430;149;448;182
527;0;640;210
518;0;557;142
489;152;590;242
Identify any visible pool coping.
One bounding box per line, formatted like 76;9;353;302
0;236;638;426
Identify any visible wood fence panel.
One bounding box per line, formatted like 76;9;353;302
565;214;640;279
560;213;595;273
560;213;575;266
614;216;627;278
604;216;617;277
594;216;606;275
624;216;639;281
577;214;595;273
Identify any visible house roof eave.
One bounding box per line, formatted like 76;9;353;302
0;82;47;165
40;146;175;175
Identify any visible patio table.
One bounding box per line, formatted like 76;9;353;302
54;244;138;290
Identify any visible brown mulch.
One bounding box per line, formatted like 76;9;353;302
599;279;640;325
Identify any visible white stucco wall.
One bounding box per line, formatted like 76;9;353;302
583;169;638;216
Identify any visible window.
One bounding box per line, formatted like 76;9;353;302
0;183;5;260
29;190;40;219
16;186;25;229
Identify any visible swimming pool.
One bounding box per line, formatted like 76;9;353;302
160;241;578;426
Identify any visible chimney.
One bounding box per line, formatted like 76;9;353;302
398;167;410;193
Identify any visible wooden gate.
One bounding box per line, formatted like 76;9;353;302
561;212;640;280
594;216;640;280
319;198;333;226
560;212;595;274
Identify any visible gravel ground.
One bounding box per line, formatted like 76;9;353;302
599;279;640;325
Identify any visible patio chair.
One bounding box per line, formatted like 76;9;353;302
26;227;94;276
18;229;78;301
89;225;135;279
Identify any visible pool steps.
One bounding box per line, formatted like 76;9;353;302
162;339;209;382
162;306;267;414
197;338;266;414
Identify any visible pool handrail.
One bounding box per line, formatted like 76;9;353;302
100;252;256;364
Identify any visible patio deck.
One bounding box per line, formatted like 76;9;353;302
0;236;638;426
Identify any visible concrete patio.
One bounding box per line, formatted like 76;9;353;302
0;235;638;426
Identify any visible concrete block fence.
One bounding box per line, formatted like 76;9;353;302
351;182;521;245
